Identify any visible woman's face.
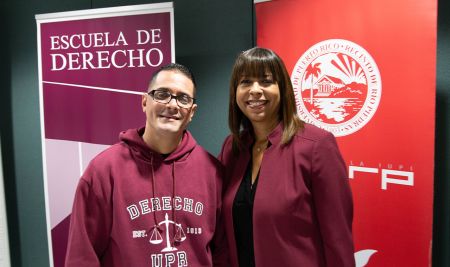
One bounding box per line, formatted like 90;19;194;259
236;72;281;127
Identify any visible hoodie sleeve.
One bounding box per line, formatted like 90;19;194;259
311;132;355;267
65;178;112;267
211;163;231;267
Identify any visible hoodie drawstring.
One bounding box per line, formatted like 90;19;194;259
172;162;182;246
148;153;181;247
149;153;163;233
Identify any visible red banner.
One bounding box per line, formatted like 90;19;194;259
256;0;436;266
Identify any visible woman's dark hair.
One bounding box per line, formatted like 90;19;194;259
229;47;305;156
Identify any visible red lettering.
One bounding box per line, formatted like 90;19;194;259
370;75;377;84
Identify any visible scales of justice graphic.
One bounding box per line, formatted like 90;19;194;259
150;213;186;252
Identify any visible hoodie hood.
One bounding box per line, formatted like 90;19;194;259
119;126;197;163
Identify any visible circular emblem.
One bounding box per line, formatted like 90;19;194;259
292;39;381;136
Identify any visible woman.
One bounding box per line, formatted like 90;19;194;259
218;47;355;267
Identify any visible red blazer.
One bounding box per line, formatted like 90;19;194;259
218;122;355;267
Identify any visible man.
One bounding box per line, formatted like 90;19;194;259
65;63;229;267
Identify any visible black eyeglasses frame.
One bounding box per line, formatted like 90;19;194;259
148;90;196;109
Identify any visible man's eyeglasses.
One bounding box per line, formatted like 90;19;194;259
148;90;196;109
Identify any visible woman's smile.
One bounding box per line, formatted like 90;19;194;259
247;100;268;108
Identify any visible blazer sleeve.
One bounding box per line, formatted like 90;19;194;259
217;135;232;164
311;132;355;267
65;178;112;267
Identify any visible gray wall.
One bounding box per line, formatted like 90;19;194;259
0;0;448;266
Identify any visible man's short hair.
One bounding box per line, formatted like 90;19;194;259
147;63;196;95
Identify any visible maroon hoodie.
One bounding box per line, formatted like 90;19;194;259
65;127;230;267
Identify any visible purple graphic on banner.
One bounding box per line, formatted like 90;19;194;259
40;12;172;93
51;215;71;267
44;83;145;145
45;139;80;229
37;4;174;266
45;139;110;229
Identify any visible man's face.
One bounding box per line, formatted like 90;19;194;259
142;70;197;136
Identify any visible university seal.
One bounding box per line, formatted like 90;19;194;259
291;39;381;136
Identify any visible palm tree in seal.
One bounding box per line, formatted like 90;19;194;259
304;63;321;105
